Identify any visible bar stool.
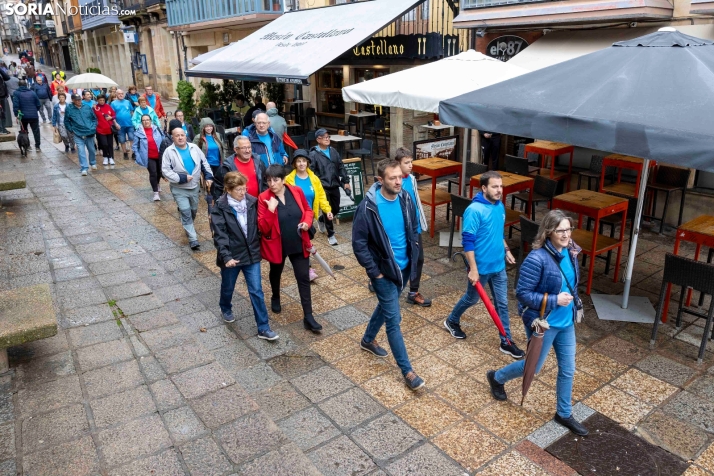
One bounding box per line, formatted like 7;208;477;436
514;216;540;287
446;162;487;220
644;165;691;235
511;175;558;221
448;194;472;258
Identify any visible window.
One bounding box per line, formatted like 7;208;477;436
317;68;345;117
401;0;429;21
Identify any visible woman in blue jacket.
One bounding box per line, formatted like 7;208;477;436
486;209;588;437
132;114;165;201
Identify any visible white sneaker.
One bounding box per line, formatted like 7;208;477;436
317;220;326;234
81;170;88;176
153;192;161;201
109;158;115;165
103;158;109;165
328;235;338;246
91;164;97;170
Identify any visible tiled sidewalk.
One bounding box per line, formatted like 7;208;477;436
1;124;714;475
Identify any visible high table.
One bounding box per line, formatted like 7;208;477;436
600;154;656;198
524;140;574;192
662;215;714;320
419;124;453;138
347;111;377;136
552;190;629;294
470;172;534;217
412;157;462;238
329;134;362;156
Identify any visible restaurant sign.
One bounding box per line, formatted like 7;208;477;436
486;35;528;62
342;33;460;61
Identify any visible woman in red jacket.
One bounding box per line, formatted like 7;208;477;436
93;94;117;166
257;164;322;333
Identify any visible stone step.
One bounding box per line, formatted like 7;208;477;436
0;283;57;373
0;171;26;191
0;134;13;143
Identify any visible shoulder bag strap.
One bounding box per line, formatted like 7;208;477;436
547;251;576;296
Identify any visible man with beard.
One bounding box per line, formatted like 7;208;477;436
352;159;425;391
443;171;525;359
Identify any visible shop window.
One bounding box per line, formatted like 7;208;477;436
317;68;345;126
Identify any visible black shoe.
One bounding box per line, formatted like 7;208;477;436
487;370;507;401
64;146;69;153
360;339;388;357
0;129;10;134
132;152;136;160
554;413;589;436
271;297;281;314
368;282;374;293
303;314;323;333
444;319;466;339
71;148;76;153
114;145;120;151
35;145;40;151
500;341;525;359
189;240;201;251
406;292;432;307
123;152;129;160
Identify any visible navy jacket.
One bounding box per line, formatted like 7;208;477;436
516;239;582;329
352;183;419;287
246;126;287;167
12;86;40;118
32;82;51;100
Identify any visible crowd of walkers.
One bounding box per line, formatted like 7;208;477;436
1;70;590;433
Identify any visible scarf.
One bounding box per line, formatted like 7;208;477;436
227;195;248;236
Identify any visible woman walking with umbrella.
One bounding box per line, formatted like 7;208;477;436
486;209;588;436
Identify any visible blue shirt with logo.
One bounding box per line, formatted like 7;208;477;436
376;190;408;270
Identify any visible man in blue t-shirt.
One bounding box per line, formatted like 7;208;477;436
111;89;135;160
444;171;525;360
352;159;425;391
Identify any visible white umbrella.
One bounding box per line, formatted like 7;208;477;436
65;73;118;89
342;50;528;113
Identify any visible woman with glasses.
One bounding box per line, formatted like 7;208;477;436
486;209;588;437
212;171;278;340
257;164;322;333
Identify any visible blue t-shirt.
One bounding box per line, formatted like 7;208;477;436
205;135;220;167
320;146;331;159
295;175;315;210
82;99;95;108
376;190;408;270
462;193;506;275
146;94;156;109
547;248;576;328
401;174;421;234
257;133;274;164
177;145;194;174
111;99;133;128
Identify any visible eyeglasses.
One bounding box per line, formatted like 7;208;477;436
237;146;252;150
232;187;247;193
318;135;330;140
553;227;575;236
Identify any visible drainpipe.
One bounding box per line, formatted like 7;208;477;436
174;31;183;81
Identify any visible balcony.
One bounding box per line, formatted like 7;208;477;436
79;0;121;30
167;0;283;30
690;0;714;14
454;0;673;28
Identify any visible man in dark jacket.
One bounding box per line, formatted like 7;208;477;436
12;80;41;150
211;170;277;340
174;110;195;141
309;128;351;245
215;136;266;199
64;94;98;175
480;131;501;170
32;75;52;124
243;96;266;128
0;67;10;134
246;112;287;167
352;158;424;391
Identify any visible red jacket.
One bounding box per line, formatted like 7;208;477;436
93;103;116;135
257;184;313;264
141;93;165;118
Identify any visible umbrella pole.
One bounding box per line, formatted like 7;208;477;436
621;159;651;309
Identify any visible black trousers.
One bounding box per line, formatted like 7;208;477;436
319;186;341;237
97;133;113;159
270;252;313;317
21;118;39;146
483;137;501;171
147;158;163;192
410;237;425;293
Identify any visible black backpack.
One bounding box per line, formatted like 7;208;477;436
158;131;172;159
0;77;7;99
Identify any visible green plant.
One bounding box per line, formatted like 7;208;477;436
218;79;241;107
86;67;101;73
198;80;221;110
265;82;285;111
176;80;197;119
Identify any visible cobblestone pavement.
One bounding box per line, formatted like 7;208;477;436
1;123;714;475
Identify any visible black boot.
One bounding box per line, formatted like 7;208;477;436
303;314;322;333
271;296;281;314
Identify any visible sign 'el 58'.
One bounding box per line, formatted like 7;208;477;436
486;36;528;62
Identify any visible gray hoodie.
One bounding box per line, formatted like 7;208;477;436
266;107;287;138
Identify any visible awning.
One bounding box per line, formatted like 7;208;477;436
186;0;423;84
189;43;238;66
509;24;714;71
341;50;527;113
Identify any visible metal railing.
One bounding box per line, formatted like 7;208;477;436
462;0;550;8
166;0;283;27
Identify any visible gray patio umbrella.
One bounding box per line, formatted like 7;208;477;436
438;28;714;313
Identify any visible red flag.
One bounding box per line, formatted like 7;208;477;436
283;132;298;150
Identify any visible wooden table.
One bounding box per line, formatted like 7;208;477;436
524;141;574;192
470;172;534;218
662;215;714;320
552;190;629;294
599;154;656;198
412;157;462;238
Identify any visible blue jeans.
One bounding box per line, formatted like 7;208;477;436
170;185;199;242
363;267;413;376
74;135;96;171
448;268;513;345
495;324;576;418
220;262;270;332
